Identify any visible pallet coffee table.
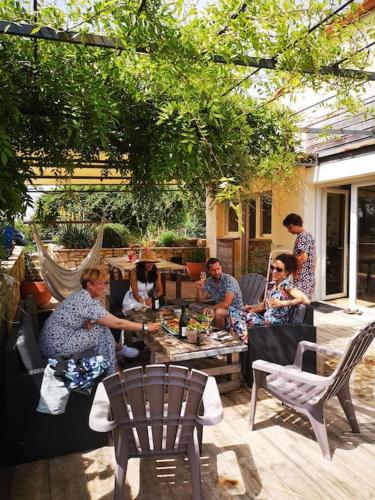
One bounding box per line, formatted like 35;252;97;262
126;309;247;393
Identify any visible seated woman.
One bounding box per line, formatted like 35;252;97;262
39;267;159;375
230;254;310;343
122;252;163;312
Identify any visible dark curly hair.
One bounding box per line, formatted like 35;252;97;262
275;253;297;274
282;213;303;227
135;261;158;283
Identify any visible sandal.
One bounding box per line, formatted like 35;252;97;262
343;308;363;315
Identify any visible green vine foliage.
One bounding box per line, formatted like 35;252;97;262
0;0;373;217
35;185;206;238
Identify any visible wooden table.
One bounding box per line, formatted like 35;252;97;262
126;309;247;393
104;257;187;299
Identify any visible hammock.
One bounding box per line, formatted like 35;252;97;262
33;222;104;301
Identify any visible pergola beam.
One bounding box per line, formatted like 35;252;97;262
1;20;374;81
304;127;375;136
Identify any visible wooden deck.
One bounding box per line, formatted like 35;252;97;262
1;293;374;499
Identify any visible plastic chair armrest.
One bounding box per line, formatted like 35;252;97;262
252;360;331;387
294;340;344;369
196;377;223;426
89;382;117;433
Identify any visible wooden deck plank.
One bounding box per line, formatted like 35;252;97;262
7;460;50;500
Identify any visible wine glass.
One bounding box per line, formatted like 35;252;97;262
200;271;207;281
206;308;215;331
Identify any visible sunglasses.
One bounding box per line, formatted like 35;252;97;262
270;265;285;273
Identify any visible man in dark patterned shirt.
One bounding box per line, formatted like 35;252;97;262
283;213;316;299
195;258;243;329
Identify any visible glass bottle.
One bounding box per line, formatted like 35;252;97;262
179;305;188;339
152;287;160;311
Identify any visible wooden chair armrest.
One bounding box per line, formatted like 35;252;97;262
252;360;331;387
89;382;117;433
196;377;223;426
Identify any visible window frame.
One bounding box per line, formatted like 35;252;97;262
247;192;272;239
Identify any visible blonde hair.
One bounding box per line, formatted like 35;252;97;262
80;267;107;289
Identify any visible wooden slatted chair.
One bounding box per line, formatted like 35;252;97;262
238;273;267;305
249;321;375;459
89;364;223;499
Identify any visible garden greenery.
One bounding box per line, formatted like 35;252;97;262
0;0;373;221
35;185;206;238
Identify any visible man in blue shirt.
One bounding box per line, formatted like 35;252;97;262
195;258;243;329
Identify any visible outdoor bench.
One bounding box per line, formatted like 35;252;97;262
0;295;107;466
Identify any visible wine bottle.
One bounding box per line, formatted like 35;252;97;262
179;306;188;339
152;287;160;311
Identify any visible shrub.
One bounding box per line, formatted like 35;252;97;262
155;231;180;247
55;224;95;249
186;247;206;263
101;223;131;248
24;253;43;281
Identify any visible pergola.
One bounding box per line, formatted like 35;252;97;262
1;0;374;196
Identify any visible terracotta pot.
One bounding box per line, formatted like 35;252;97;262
186;261;206;281
21;281;52;308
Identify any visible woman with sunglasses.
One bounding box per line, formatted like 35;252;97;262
229;254;310;342
39;267;159;374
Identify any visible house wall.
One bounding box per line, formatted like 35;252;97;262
206;196;218;258
270;167;317;253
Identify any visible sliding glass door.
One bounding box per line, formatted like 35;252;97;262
357;185;375;306
325;189;349;299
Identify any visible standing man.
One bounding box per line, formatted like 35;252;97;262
195;258;243;329
283;213;316;299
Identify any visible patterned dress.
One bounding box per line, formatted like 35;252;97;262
229;277;294;334
204;273;243;309
293;231;316;299
39;288;116;374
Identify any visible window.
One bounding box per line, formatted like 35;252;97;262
226;204;239;233
261;193;272;236
248;193;272;238
248;199;256;239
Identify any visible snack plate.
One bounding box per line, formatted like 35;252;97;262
211;331;233;342
161;320;179;336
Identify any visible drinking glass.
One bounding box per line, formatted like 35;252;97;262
200;271;207;281
206;308;215;330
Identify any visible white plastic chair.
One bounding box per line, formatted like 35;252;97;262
249;321;375;459
89;364;223;499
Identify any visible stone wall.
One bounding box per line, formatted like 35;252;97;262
0;246;25;350
247;239;272;276
51;247;209;270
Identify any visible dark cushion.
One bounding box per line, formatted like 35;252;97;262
16;314;44;371
288;304;307;324
25;294;40;339
109;279;130;314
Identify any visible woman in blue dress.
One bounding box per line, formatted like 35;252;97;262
39;267;159;374
229;254;310;343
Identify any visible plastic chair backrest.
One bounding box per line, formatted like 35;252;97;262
238;273;267;305
324;321;375;401
103;365;208;455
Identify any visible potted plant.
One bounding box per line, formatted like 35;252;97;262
21;253;52;308
186;247;207;280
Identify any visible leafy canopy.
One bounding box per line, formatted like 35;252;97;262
0;0;373;218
